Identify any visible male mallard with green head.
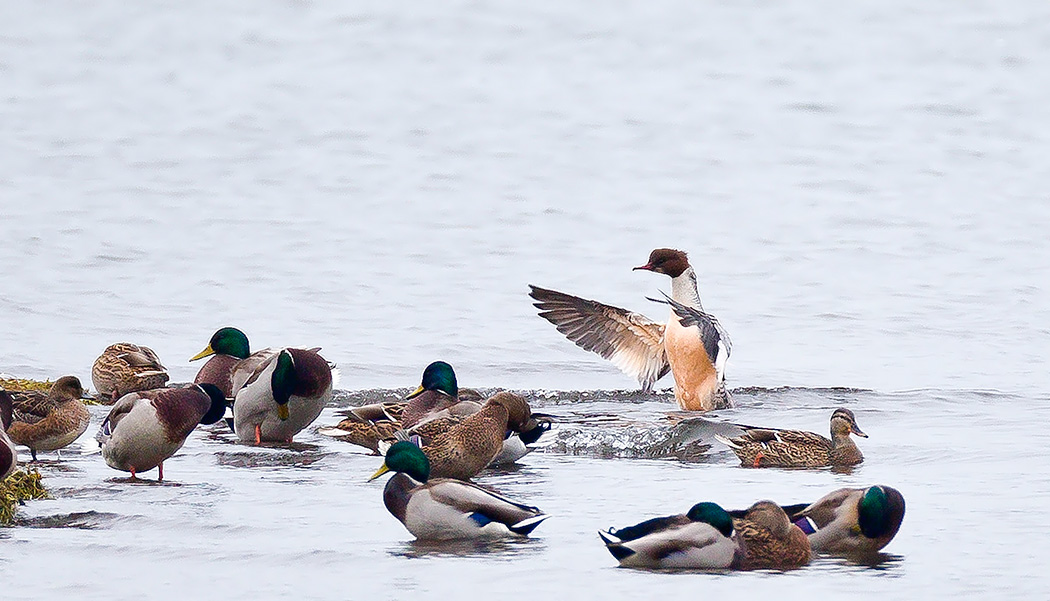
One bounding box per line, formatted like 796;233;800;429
231;348;333;444
715;408;867;468
92;342;169;403
598;501;740;569
8;376;92;461
318;361;467;453
95;383;226;481
189;327;252;398
783;485;905;555
730;500;812;569
368;441;549;540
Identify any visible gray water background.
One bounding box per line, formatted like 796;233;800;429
1;1;1049;599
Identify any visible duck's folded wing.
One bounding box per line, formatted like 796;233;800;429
609;513;691;542
12;392;52;423
529;285;669;391
230;348;278;394
427;478;543;526
613;522;726;559
99;392;143;436
648;292;731;377
121;345;166;370
790;487;856;527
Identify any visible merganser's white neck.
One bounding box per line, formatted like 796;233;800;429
670;266;704;310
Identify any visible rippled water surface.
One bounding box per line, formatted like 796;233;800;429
2;1;1049;599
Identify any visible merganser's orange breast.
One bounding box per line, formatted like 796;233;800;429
663;311;719;411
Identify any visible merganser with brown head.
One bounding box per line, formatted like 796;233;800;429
529;248;731;411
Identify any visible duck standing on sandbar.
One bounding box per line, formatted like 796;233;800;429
8;376;92;461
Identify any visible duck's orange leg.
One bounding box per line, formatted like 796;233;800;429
255;424;262;445
158;462;164;482
752;452;765;468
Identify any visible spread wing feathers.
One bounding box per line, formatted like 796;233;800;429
647;291;732;374
426;479;546;527
529;285;669;391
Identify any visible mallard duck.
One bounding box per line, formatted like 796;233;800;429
530;248;732;411
189;327;252;398
729;500;812;569
0;391;17;480
368;441;549;540
404;391;542;480
232;348;333;444
714;408;867;468
92;342;169;403
598;502;740;569
782;485;905;555
318;361;461;452
7;376;92;461
95;384;226;480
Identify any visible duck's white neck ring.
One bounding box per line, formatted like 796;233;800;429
670;266;703;310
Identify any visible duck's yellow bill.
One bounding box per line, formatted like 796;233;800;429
277;404;290;421
189;345;216;361
368;464;390;481
405;385;426;400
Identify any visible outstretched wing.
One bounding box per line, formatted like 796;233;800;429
529;285;669;391
648;291;731;381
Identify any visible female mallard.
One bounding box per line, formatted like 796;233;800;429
714;408;867;468
231;348;333;444
95;383;226;480
189;327;252;398
598;502;740;569
368;441;549;540
782;485;905;555
92;342;169;403
318;361;461;453
730;500;812;569
405;391;543;480
7;376;92;461
1;391;17;480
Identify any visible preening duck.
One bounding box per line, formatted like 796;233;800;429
530;248;731;411
782;485;905;555
231;347;333;444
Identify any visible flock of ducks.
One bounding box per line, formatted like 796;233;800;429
0;248;905;571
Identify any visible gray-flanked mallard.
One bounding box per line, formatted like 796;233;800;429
231;348;333;444
95;384;226;480
317;361;462;453
782;485;905;555
403;391;543;481
714;408;867;468
729;500;812;570
7;376;92;461
92;343;169;403
189;327;252;398
1;391;16;479
368;441;549;540
529;248;732;412
598;502;740;569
